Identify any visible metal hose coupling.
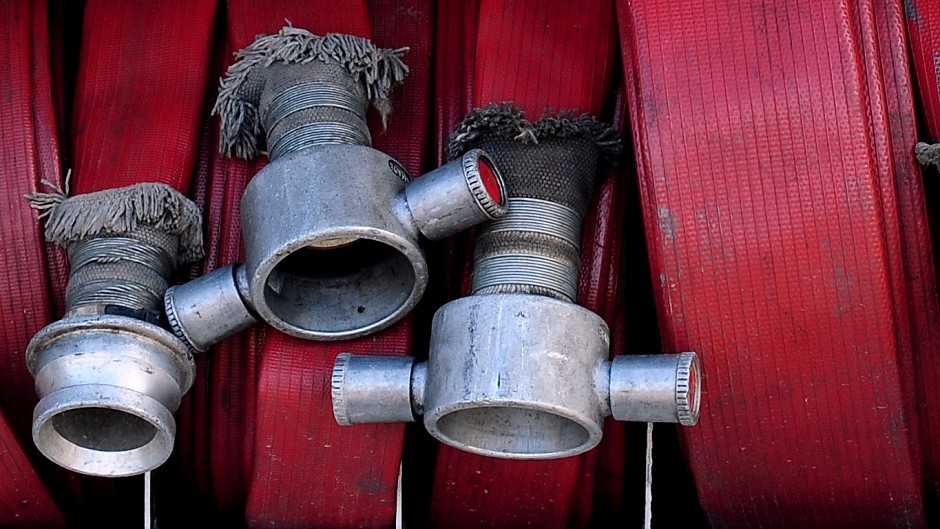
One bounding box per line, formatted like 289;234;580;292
331;104;701;459
165;28;508;349
24;182;203;476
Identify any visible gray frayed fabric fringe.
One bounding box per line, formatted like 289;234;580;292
447;103;622;162
915;142;940;168
26;181;204;265
214;26;409;159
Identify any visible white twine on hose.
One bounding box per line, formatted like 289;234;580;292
396;462;404;529
144;471;154;529
645;422;654;529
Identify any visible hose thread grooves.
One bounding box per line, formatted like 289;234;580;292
263;81;367;130
264;80;371;160
482;198;581;248
472;198;582;300
66;236;173;314
269;121;371;160
472;254;579;300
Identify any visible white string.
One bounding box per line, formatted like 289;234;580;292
396;462;404;529
644;422;654;529
144;471;153;529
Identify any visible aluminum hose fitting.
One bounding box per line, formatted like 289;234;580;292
166;27;507;348
164;263;258;353
331;105;701;459
25;183;203;476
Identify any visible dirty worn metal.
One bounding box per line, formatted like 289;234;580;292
173;40;507;342
25;208;199;478
164;263;257;353
332;293;700;459
422;294;609;458
27;314;194;477
404;148;507;241
240;144;424;340
331;353;418;425
609;352;700;425
168;145;506;343
331;105;698;459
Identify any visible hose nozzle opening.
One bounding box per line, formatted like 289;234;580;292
27;316;193;477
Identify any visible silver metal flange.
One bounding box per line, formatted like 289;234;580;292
26;315;194;477
238;144;506;341
330;293;702;460
241;145;426;340
422;294;609;459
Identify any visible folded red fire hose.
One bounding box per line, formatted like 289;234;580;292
0;0;69;526
178;2;432;527
905;0;940;506
618;0;938;525
3;0;940;527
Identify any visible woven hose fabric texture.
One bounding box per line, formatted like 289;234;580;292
0;0;65;526
905;0;940;508
2;0;940;527
618;0;939;526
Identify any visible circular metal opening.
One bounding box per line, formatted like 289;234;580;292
688;357;702;420
262;238;419;338
33;388;175;477
434;405;591;458
477;155;503;206
51;408;157;452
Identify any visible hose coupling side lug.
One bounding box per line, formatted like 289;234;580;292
608;352;702;425
330;353;417;425
164;264;259;353
403;149;508;241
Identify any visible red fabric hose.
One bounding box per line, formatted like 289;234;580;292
0;415;63;528
5;1;940;526
177;109;266;517
0;0;67;525
71;0;217;193
907;0;940;140
64;1;217;523
903;0;940;506
199;2;431;526
618;0;932;526
428;1;620;527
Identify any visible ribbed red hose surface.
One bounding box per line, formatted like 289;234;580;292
71;0;217;193
221;2;431;527
6;1;938;526
428;1;620;527
903;0;940;506
0;1;66;525
618;0;929;526
429;0;480;303
178;117;266;518
0;416;63;529
907;0;940;140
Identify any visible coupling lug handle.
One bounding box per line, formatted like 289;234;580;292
164;263;259;353
331;353;423;425
403;149;508;241
608;352;701;425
